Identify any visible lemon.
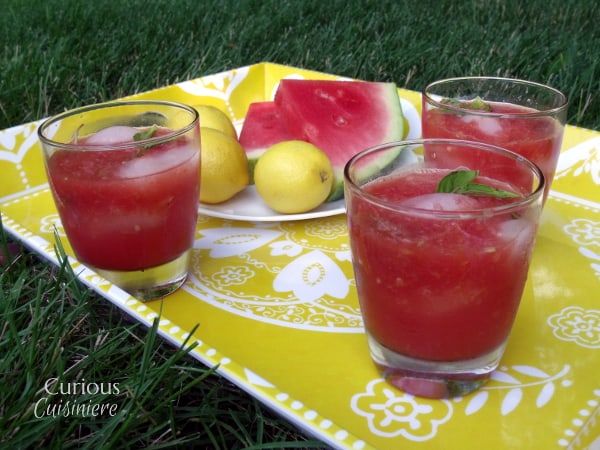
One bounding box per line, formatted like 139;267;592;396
192;104;237;139
254;140;334;214
200;127;249;204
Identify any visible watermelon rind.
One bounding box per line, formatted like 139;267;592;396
246;150;266;184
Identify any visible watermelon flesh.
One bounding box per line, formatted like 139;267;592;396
239;79;404;201
238;101;301;183
238;101;296;155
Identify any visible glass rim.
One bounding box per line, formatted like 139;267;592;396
344;138;546;219
37;100;199;151
422;76;569;118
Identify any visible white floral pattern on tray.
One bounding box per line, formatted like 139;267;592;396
563;218;600;281
351;379;453;441
548;306;600;348
184;215;363;332
351;364;573;442
554;136;600;184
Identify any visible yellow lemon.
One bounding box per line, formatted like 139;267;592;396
254;140;333;214
193;104;237;139
200;127;249;204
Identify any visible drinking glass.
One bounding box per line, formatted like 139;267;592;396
344;139;544;398
422;77;567;201
38;100;201;301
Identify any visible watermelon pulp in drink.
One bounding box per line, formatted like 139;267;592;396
46;126;200;271
346;168;539;362
422;101;564;200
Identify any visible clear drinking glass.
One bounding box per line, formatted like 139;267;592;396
422;76;567;202
344;139;545;398
38;100;201;301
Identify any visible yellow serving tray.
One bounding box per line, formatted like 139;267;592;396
1;63;599;449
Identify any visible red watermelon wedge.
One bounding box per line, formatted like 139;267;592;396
239;79;404;201
238;101;301;182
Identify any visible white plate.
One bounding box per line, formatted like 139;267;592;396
198;185;346;221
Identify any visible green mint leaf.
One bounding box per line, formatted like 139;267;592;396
455;182;519;198
437;170;519;198
440;96;492;112
469;96;492;111
436;169;478;193
133;124;160;156
133;124;158;142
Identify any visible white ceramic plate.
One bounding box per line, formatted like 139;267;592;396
198;185;346;221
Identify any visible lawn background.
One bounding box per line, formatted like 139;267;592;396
1;0;599;449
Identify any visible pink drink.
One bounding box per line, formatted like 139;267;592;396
39;101;201;300
344;139;545;398
422;102;563;200
46;125;200;271
349;168;536;361
422;77;568;202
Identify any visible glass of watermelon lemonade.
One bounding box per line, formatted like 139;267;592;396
344;139;545;398
422;77;567;203
38;101;201;301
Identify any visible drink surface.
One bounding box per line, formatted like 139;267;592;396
347;168;537;361
47;126;200;271
422;101;563;198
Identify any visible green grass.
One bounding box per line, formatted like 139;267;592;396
1;0;598;130
1;0;599;448
0;221;326;449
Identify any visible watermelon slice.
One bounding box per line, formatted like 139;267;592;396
275;79;404;200
239;79;404;201
238;102;301;182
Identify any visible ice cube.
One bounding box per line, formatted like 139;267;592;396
400;193;481;211
82;126;139;146
117;143;193;179
496;217;535;249
463;115;502;136
117;156;159;179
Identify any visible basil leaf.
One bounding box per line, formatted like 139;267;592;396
437;170;519;198
436;169;478;193
440;96;492;112
455;182;519;198
133;124;160;156
133;124;158;142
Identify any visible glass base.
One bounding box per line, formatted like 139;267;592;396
366;331;507;399
93;250;191;301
